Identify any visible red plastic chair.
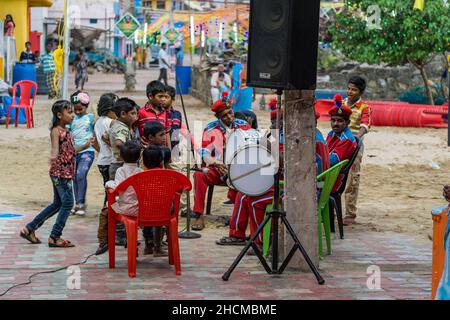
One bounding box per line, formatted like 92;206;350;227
5;80;38;129
107;169;192;278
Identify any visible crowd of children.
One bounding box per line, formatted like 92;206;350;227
19;75;370;262
19;80;185;257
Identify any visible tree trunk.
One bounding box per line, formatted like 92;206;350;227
284;89;319;271
417;64;435;105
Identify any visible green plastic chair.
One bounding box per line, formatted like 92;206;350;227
316;160;349;259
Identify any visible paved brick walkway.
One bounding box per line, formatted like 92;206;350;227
0;208;432;300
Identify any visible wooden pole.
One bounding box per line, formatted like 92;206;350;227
284;89;319;270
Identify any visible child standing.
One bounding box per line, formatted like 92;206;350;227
343;76;371;225
136;80;170;148
69;91;95;216
109;98;138;246
163;85;189;215
92;93;118;255
20;100;76;247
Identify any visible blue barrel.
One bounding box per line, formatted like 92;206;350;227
175;66;192;95
13;63;37;85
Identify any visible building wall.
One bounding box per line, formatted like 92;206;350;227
46;0;117;50
0;0;29;58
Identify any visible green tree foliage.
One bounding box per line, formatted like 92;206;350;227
330;0;449;104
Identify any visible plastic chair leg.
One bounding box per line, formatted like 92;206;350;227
30;109;34;128
323;202;332;255
262;204;273;257
317;209;324;260
335;195;344;239
168;226;174;266
124;219;138;278
14;108;18;127
108;214;116;269
25;109;30;129
169;219;181;276
262;218;272;258
329;198;336;233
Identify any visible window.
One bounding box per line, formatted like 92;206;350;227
156;0;165;9
90;19;98;24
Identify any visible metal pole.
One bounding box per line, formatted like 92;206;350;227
62;0;71;100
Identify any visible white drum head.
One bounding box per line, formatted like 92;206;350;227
225;129;261;165
228;145;277;196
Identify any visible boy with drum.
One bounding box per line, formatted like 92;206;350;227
191;99;251;231
216;109;331;248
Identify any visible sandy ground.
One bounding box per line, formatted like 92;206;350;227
0;69;448;243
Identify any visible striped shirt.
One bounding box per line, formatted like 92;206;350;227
136;102;170;138
344;98;371;136
41;52;56;74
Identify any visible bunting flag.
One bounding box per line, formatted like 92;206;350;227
414;0;425;11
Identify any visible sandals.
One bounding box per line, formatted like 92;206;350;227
20;228;41;244
191;222;205;231
216;236;246;246
48;236;75;248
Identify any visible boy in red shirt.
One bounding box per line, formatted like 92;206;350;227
136;80;170;147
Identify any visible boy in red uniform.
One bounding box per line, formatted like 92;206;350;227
191;99;250;231
326;94;357;194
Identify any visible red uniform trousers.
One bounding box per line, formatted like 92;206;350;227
229;190;274;246
193;166;235;215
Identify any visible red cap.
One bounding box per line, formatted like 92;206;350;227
211;100;230;114
315;111;321;120
270;109;283;120
329;94;352;117
268;98;277;109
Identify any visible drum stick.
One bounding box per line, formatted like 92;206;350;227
230;161;273;182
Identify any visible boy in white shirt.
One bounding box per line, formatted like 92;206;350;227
93;93;118;255
105;141;143;217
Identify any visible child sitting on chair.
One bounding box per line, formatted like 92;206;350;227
141;145;168;257
105;140;142;217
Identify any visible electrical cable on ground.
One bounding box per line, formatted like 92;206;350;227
0;252;100;297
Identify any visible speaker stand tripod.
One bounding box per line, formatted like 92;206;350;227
222;90;324;285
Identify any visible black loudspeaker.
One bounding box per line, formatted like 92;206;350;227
247;0;321;90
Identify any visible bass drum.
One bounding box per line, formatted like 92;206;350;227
225;129;261;165
227;145;277;196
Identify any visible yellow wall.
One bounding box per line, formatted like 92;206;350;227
0;0;53;59
0;0;29;58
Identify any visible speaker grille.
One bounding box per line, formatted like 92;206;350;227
257;1;290;34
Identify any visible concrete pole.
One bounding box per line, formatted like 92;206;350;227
62;0;71;100
284;89;319;270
